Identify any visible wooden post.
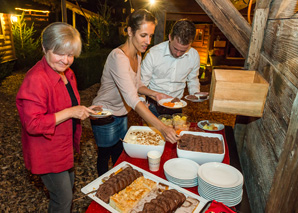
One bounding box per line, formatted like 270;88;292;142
72;11;76;28
245;8;269;70
61;0;67;23
153;10;166;45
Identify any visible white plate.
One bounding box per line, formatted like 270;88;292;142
197;120;225;131
90;108;113;118
184;94;209;103
198;162;243;188
81;161;208;213
158;98;187;109
164;158;199;180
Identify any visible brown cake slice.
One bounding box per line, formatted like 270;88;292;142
171;97;181;103
199;95;208;99
186;95;199;100
95;165;143;204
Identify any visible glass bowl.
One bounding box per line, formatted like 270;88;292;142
158;114;173;127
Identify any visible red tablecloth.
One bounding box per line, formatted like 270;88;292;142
85;123;229;213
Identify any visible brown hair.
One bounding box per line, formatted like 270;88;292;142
42;22;82;57
126;9;157;34
170;19;196;45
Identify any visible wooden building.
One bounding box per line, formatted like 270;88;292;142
0;0;51;64
131;0;298;212
0;11;16;63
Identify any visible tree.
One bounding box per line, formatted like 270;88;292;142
12;13;41;69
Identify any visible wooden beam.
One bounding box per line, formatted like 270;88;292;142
194;0;251;58
246;8;269;70
265;93;298;212
66;1;99;19
166;12;212;22
269;0;298;19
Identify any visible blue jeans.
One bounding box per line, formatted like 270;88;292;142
91;116;127;176
40;170;74;213
149;103;160;117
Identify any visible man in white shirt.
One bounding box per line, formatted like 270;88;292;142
141;19;200;117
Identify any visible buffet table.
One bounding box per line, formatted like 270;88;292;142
85;123;229;213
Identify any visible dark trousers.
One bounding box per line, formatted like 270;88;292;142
97;140;123;176
40;169;74;213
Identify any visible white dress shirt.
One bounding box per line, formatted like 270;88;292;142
141;41;200;99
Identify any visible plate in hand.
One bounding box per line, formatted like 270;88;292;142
90;108;113;118
184;94;209;103
158;98;187;109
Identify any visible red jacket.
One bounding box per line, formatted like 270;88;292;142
16;57;82;174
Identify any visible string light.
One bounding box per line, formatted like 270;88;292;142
11;15;18;23
15;8;50;14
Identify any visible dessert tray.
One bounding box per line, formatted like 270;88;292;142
81;161;208;213
90;108;113;118
158;98;187;109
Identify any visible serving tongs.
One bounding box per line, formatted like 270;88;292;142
119;138;128;143
72;189;98;202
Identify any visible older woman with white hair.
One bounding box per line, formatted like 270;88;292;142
16;22;96;212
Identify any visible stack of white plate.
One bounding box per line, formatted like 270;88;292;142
197;162;244;207
164;158;199;188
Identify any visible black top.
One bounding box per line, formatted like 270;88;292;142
65;82;79;135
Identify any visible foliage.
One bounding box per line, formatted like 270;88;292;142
12;13;42;69
83;0;124;52
71;49;112;90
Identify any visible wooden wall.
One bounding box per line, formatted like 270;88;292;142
0;13;16;62
234;0;298;212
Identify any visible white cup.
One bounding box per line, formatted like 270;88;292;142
147;150;162;172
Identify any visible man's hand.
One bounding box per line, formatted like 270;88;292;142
155;93;172;102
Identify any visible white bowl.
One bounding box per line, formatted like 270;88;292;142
123;126;165;159
177;131;225;165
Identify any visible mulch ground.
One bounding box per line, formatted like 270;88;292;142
0;70;235;212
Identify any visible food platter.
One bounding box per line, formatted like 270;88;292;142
81;161;208;213
197;120;225;131
90;108;113;118
158;98;187;109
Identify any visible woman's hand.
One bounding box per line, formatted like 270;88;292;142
55;105;98;125
159;124;179;144
70;105;96;120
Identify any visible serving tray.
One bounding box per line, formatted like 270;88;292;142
81;161;209;213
